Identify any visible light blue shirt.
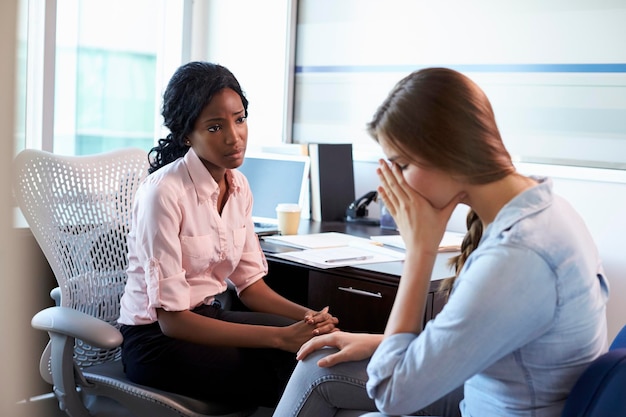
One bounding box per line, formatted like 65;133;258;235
366;178;609;417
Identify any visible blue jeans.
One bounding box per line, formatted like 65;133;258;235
273;348;463;417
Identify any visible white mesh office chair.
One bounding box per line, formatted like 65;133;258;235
13;148;255;417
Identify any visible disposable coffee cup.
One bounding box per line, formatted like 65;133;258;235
276;203;301;235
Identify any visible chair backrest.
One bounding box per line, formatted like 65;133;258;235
561;348;626;417
13;148;148;368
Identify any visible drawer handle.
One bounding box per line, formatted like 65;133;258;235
338;286;382;298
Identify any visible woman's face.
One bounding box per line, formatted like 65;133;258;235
187;88;248;177
379;135;463;209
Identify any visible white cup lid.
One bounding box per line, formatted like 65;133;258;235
276;203;301;212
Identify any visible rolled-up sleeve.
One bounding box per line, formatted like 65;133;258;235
366;333;417;407
147;259;190;314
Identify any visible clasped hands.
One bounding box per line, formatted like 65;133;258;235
304;306;339;336
280;306;339;353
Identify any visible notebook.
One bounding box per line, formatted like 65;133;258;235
237;152;310;236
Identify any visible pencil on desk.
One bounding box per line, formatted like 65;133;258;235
324;255;374;263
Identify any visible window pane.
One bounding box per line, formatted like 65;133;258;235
74;49;156;154
294;0;626;169
54;0;181;155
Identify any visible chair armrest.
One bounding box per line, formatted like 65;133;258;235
32;306;122;417
50;287;61;306
32;306;123;349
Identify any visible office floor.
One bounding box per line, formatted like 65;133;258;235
15;393;275;417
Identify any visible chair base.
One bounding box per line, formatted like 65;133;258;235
16;393;67;417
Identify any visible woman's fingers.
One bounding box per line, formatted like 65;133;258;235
304;306;329;324
296;333;335;360
316;349;349;368
376;160;401;211
310;324;336;336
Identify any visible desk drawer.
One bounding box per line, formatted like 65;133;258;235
308;271;401;333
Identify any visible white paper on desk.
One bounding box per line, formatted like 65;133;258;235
274;242;405;269
263;232;372;249
370;231;465;252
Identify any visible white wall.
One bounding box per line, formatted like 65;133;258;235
1;0;33;413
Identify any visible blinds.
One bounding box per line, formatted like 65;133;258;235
292;0;626;169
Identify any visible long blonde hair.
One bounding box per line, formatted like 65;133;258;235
367;68;515;293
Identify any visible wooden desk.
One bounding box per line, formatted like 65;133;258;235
261;221;458;333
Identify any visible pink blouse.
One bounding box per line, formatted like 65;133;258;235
118;148;267;325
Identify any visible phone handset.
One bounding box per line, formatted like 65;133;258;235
345;191;380;226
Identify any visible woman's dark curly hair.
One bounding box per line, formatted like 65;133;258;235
148;62;249;173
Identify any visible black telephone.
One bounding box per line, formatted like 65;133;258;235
345;191;380;226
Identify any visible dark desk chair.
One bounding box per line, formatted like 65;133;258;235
610;324;626;351
14;149;255;417
561;325;626;417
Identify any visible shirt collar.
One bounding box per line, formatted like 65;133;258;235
483;177;553;241
183;147;242;202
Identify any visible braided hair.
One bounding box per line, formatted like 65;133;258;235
442;209;483;294
148;62;249;174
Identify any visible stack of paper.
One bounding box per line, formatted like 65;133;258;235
264;232;405;269
369;231;465;252
263;232;367;249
